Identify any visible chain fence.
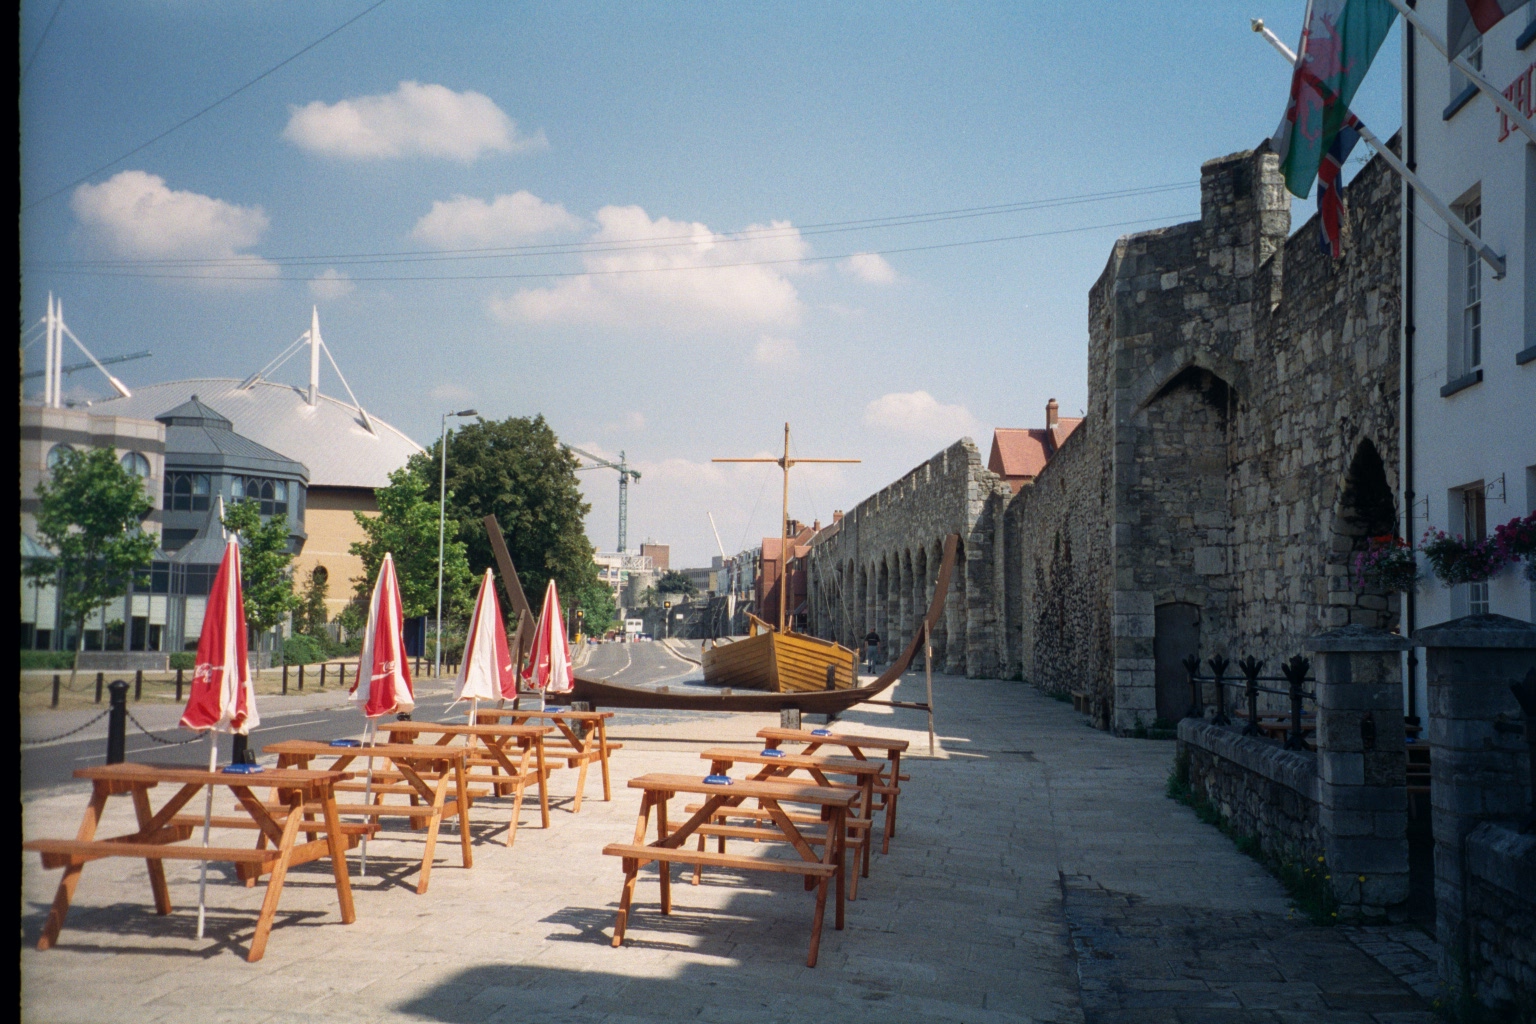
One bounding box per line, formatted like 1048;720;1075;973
20;708;111;745
127;709;203;746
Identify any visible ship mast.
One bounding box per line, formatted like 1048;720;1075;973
714;423;859;633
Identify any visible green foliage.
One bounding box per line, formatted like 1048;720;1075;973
169;652;196;670
412;414;603;625
352;468;474;619
656;570;697;596
26;447;157;664
21;651;77;670
1166;750;1339;926
573;577;616;637
293;566;330;636
222;500;300;632
281;633;329;665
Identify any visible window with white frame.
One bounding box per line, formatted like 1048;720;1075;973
1452;194;1483;380
1463;485;1489;616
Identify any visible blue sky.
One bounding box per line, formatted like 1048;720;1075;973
21;1;1403;567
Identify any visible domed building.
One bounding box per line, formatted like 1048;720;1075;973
90;314;423;620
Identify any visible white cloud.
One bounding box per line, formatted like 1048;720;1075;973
863;391;980;440
752;335;800;366
283;81;545;161
309;268;354;299
488;205;807;331
412;190;582;249
70;170;275;283
841;252;896;285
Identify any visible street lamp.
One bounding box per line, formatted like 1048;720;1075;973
436;408;478;677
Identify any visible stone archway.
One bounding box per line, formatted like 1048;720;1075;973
945;537;967;675
928;539;949;668
1330;439;1398;630
899;549;915;656
876;558;890;653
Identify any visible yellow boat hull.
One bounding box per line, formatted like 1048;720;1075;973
702;630;858;693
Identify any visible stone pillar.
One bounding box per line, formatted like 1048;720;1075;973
1307;624;1411;920
1411;614;1536;993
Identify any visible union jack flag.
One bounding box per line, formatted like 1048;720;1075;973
1316;113;1362;259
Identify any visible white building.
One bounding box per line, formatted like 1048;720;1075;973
1401;2;1536;714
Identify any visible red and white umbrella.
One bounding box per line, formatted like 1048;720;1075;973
454;569;517;718
523;579;573;697
178;535;260;938
348;553;414;874
350;552;415;719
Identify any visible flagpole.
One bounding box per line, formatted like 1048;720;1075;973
1253;18;1508;280
196;732;216;939
1383;0;1536;145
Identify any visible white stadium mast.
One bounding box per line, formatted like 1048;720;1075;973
26;293;133;407
238;307;376;434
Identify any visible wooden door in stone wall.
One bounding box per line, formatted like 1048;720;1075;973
1154;602;1200;725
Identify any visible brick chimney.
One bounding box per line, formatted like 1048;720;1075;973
1045;398;1059;430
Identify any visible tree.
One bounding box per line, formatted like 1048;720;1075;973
411;415;608;625
352;467;474;619
293;566;329;636
222;500;299;635
24;447;156;680
656;570;698;596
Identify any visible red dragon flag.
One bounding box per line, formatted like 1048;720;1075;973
1273;0;1398;198
1449;0;1531;56
523;579;573;695
180;538;260;734
454;569;517;704
350;552;415;718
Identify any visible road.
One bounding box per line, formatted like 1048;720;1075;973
20;640;708;794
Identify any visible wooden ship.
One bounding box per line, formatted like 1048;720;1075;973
701;614;858;693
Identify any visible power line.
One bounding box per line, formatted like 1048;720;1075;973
27;181;1197;270
20;0;67;83
34;212;1198;283
22;0;391;212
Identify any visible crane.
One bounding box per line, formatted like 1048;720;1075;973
565;445;641;552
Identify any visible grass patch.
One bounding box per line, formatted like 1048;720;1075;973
1167;749;1338;926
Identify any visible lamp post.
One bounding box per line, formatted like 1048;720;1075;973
436;408;478;677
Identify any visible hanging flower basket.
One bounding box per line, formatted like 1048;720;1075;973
1492;511;1536;583
1421;528;1511;586
1352;536;1420;593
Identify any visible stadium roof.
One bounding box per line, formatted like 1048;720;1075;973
93;379;420;489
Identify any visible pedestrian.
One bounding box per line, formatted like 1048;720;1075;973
863;629;880;674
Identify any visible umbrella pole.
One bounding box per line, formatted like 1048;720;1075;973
468;697;478;727
196;731;216;939
359;719;376;876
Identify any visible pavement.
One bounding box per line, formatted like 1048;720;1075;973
20;670;1437;1023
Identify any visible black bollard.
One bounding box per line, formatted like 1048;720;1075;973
134;669;143;702
1208;655;1230;726
106;680;129;764
318;662;326;688
175;666;184;701
298;663;305;692
51;674;61;708
1182;654;1203;719
1237;656;1263;736
95;672;104;703
282;661;289;695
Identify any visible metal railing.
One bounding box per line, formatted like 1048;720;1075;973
1182;653;1316;751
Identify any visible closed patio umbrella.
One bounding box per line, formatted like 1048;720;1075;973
522;579;573;703
179;535;260;939
349;553;414;873
453;568;516;723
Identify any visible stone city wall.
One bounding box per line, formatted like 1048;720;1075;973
1464;822;1536;1010
1179;719;1323;865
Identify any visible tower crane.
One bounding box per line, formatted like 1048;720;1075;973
565;445;641;552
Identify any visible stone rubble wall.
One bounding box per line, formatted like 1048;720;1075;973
1179;718;1323;864
1464;822;1536;1009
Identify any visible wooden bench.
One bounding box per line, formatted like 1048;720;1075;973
263;741;473;894
473;708;617;812
757;727;910;853
605;772;855;968
24;762;355;962
380;721;551;845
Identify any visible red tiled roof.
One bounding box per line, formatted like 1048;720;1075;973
988;418;1082;491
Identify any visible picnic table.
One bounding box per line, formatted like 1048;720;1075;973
604;772;856;967
697;746;881;893
380;721;552;844
24;761;356;962
472;707;620;812
262;741;472;894
758;727;910;853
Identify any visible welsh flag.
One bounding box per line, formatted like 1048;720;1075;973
1273;0;1398;199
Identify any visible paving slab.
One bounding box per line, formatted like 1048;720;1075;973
22;672;1431;1022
